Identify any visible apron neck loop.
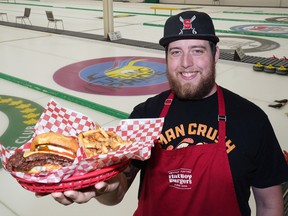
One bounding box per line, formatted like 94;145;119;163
159;85;227;144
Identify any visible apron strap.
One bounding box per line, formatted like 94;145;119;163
216;85;226;144
159;92;174;117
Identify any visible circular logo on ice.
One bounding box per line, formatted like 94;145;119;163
265;17;288;23
0;95;43;168
218;35;280;53
54;56;169;96
230;24;288;34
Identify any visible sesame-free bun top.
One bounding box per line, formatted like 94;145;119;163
30;132;79;154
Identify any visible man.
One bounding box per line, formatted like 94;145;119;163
47;11;288;215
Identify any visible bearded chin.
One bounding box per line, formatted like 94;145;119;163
168;66;216;100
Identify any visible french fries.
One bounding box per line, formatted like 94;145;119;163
78;127;133;157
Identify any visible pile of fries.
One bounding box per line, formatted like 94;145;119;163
78;127;133;157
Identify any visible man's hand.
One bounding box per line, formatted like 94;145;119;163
36;164;138;206
35;173;127;206
50;189;97;205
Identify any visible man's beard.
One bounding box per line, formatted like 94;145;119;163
167;65;216;100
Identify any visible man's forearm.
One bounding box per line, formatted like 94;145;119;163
254;185;284;216
256;206;284;216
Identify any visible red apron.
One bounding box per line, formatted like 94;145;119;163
133;86;241;216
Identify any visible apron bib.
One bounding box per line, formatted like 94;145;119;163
133;86;241;216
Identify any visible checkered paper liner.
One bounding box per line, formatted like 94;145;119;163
0;99;164;185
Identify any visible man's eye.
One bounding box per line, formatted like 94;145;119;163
170;50;181;56
192;49;204;55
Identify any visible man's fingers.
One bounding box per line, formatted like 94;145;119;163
63;190;96;204
51;192;75;205
46;178;119;205
95;182;108;196
35;192;49;198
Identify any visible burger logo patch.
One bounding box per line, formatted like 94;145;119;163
179;15;197;35
168;168;193;190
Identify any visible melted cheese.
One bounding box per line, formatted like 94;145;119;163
23;144;75;159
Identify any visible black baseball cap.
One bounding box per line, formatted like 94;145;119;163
159;11;219;47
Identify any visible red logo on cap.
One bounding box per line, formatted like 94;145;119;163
179;15;197;35
183;19;192;29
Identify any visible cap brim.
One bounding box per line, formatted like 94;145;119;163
159;34;219;47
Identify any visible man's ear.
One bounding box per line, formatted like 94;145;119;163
214;46;220;63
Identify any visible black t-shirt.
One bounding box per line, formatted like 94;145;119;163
129;86;288;216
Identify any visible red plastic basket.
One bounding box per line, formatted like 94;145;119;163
14;160;130;193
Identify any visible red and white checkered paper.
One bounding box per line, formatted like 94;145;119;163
0;99;164;184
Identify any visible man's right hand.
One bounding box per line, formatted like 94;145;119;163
36;173;128;206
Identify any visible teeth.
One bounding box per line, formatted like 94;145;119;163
181;72;195;77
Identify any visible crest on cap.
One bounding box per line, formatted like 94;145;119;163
179;15;197;35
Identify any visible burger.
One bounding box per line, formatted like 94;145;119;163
6;132;79;174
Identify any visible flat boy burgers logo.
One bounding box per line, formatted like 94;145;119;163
168;168;193;190
53;56;169;96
